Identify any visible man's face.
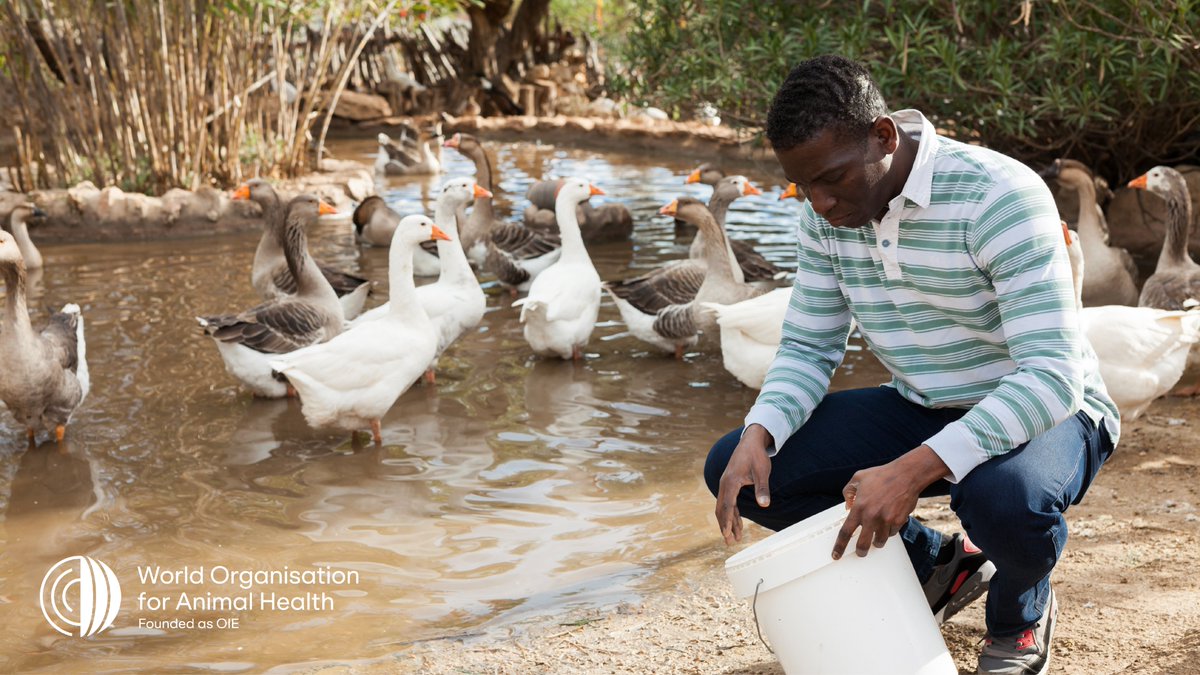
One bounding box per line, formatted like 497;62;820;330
773;119;895;229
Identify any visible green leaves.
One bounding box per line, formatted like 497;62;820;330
616;0;1200;181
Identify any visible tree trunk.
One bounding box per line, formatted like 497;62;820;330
496;0;550;77
465;0;512;77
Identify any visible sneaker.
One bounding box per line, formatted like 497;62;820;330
923;532;996;624
977;586;1058;675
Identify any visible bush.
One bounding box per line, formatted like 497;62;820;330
614;0;1200;182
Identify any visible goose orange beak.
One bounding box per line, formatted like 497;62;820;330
589;184;605;196
318;201;338;216
473;184;493;199
685;168;702;184
659;199;679;216
1128;173;1148;190
780;183;798;200
1061;221;1072;246
232;185;251;200
743;181;762;197
430;225;452;241
444;134;460;149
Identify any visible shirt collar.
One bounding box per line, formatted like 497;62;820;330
889;109;938;209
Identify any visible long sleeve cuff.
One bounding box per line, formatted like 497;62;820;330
923;421;991;483
743;404;793;457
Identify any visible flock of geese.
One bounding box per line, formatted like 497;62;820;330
0;127;1196;446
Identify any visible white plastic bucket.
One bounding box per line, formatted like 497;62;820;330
724;503;957;675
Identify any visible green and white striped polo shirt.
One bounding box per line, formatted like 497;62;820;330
747;109;1119;482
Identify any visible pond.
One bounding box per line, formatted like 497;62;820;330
0;135;889;672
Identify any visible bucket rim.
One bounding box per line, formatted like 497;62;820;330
724;503;848;575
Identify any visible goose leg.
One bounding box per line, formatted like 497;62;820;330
674;343;685;360
55;425;66;443
26;428;35;444
509;287;519;299
571;345;583;361
370;419;382;445
424;368;436;385
287;384;298;398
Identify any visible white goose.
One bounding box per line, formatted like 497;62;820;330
236;180;372;319
351;177;490;382
0;230;88;443
701;288;791;388
5;203;45;271
197;195;345;398
1063;222;1200;419
513;178;604;360
271;215;447;444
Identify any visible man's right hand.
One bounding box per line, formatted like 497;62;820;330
715;424;774;545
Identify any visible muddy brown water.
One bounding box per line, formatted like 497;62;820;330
0;137;889;672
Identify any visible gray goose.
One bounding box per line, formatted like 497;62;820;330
197;195;345;398
235;179;371;319
1131;166;1200;310
0;230;88;443
1040;159;1139;306
444;132;562;292
603;182;782;315
605;198;765;358
689;175;786;283
374;124;443;176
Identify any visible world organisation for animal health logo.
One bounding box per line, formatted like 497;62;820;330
39;556;122;637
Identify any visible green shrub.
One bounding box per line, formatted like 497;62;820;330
615;0;1200;181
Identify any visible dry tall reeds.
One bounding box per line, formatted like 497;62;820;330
1;1;392;194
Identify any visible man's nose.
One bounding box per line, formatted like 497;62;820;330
808;187;836;217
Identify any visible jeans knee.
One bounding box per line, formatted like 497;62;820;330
704;427;743;497
954;474;1062;570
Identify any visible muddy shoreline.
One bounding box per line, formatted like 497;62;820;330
301;397;1200;675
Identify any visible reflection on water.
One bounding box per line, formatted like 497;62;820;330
0;137;889;672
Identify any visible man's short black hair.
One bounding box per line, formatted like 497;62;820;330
766;55;888;151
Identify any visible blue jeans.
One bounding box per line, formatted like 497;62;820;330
704;386;1114;636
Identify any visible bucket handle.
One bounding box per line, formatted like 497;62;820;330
752;578;774;655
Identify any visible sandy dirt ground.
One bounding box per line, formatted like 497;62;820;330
306;395;1200;675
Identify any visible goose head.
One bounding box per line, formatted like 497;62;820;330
554;177;604;209
439;177;491;225
686;163;725;186
232;178;280;213
1128;166;1190;204
393;214;451;249
1039;158;1097;191
444;132;474;151
714;176;762;202
8;202;46;228
659;197;716;231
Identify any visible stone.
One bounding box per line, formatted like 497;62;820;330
331;91;392;122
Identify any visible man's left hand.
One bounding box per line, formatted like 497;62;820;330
832;444;950;560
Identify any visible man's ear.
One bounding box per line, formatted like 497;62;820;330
871;116;899;155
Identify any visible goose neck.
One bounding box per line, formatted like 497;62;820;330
434;200;474;283
1;262;31;334
556;199;591;263
1159;188;1195;268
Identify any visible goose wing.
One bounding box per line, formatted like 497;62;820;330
606;261;704;314
651;303;698;341
201;299;331;354
731;239;785;281
40;308;81;371
318;264;372;297
491;222;560;258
